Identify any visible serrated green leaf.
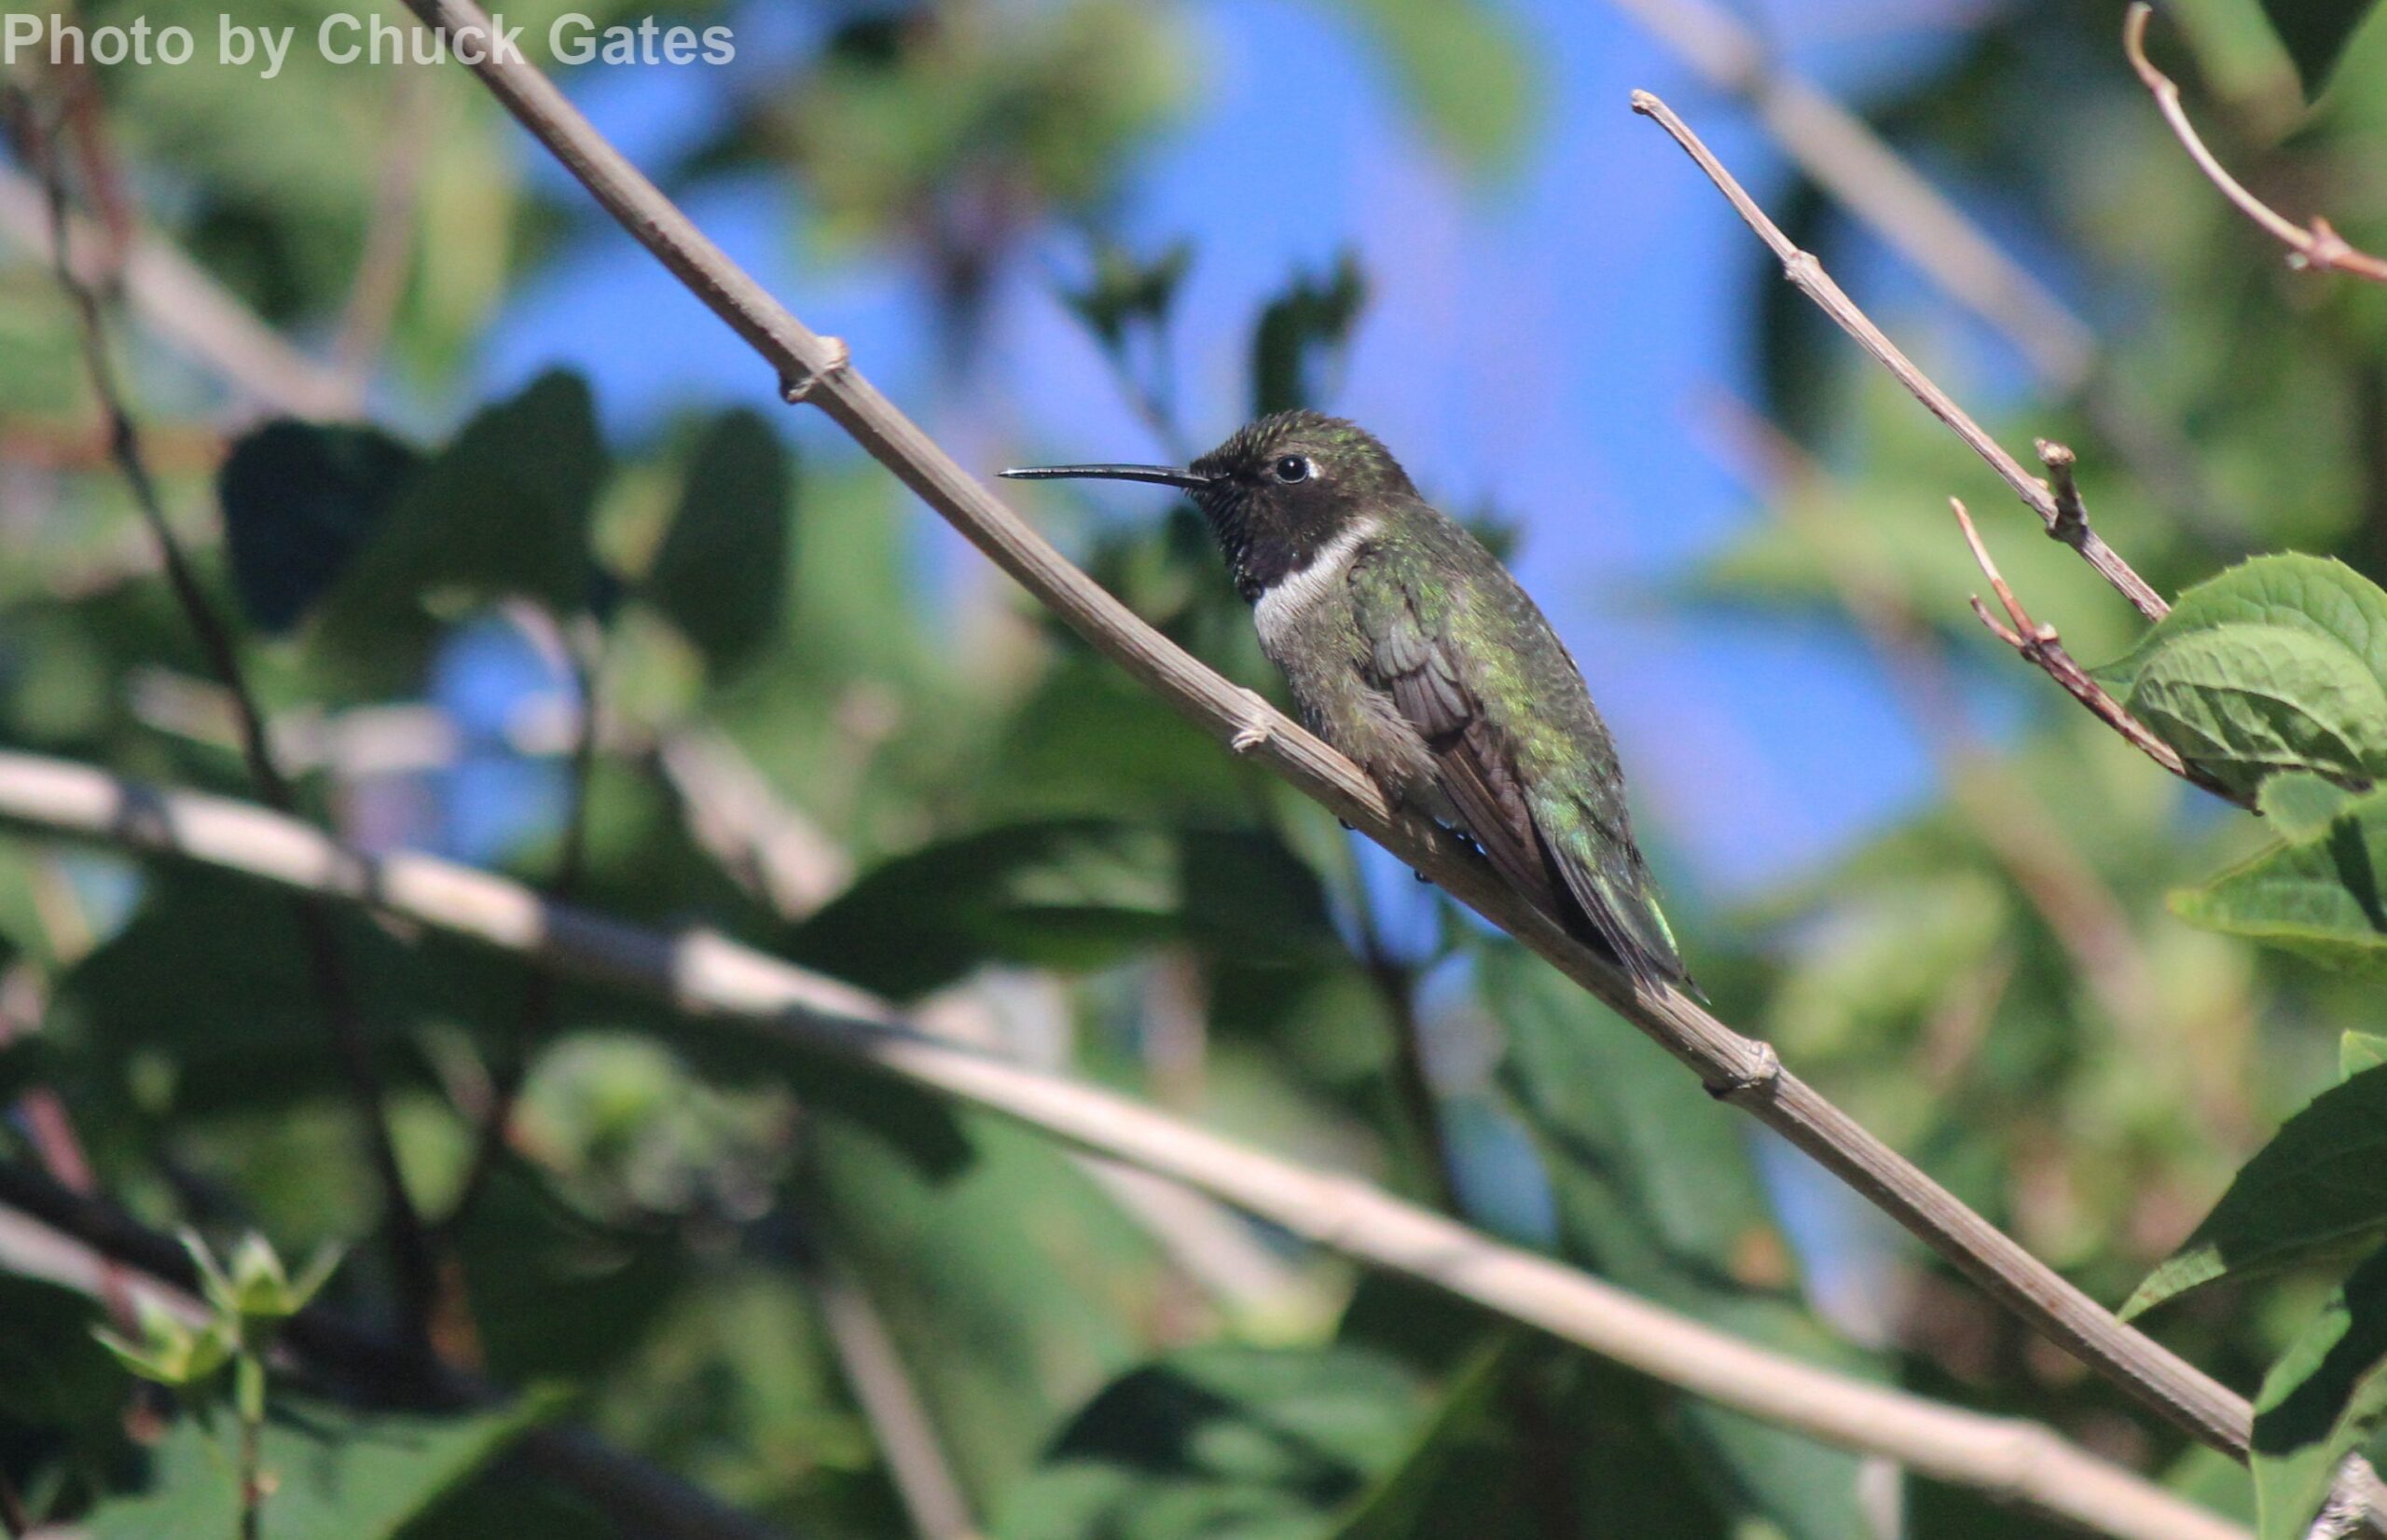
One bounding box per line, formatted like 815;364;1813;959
2258;0;2382;96
645;409;793;678
2122;1065;2387;1317
85;1390;561;1540
2345;1033;2387;1081
2171;784;2387;971
2252;1244;2387;1540
2264;771;2365;839
2097;555;2387;695
217;420;421;634
2122;623;2387;796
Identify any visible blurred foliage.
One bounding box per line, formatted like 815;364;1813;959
2;0;2387;1536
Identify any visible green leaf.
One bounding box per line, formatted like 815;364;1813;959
2251;1244;2387;1540
86;1392;560;1540
2098;555;2387;694
2122;624;2387;796
2264;771;2365;840
2257;0;2381;96
314;371;606;683
217;420;421;633
788;820;1337;998
2346;1033;2387;1081
991;1344;1430;1540
1483;942;1879;1540
1061;239;1193;352
1328;1338;1511;1540
2171;784;2387;971
2123;1065;2387;1317
645;409;793;678
1252;254;1368;419
1314;0;1538;172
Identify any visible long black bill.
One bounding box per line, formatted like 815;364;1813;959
1000;463;1212;490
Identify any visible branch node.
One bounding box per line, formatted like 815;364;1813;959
1229;687;1276;754
1704;1043;1782;1102
780;336;850;404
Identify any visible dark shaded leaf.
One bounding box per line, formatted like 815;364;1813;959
1062;239;1193;352
2258;0;2380;96
2123;624;2387;796
86;1391;559;1540
646;410;793;677
788;819;1336;997
2251;1244;2387;1539
991;1343;1428;1540
1253;254;1368;419
2123;1065;2387;1316
217;420;420;633
314;372;606;685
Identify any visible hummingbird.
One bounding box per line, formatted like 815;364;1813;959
1003;409;1689;994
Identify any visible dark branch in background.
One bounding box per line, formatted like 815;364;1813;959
2125;5;2387;287
379;0;2277;1473
0;1162;797;1540
1628;89;2173;625
1950;500;2246;805
0;752;2255;1540
5;85;444;1355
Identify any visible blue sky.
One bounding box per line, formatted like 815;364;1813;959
476;0;2016;903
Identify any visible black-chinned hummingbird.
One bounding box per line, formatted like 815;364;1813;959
1004;409;1689;993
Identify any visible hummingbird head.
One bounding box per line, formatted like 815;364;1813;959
1002;410;1416;600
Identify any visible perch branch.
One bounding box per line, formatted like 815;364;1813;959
2124;5;2387;287
385;0;2256;1465
1950;499;2250;808
1630;89;2172;625
15;88;443;1352
0;750;2252;1540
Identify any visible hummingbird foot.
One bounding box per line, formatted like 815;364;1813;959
1702;1043;1782;1103
1229;688;1276;754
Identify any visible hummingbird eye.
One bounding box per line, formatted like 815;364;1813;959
1273;455;1312;484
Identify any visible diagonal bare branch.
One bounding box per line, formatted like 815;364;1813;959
0;749;2254;1540
378;0;2260;1468
1629;89;2173;626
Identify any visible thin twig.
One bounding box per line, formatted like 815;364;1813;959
1607;0;2095;389
439;614;604;1235
0;161;357;418
386;0;2258;1465
2124;5;2387;287
1607;0;2228;533
333;73;431;386
1950;499;2251;808
787;1212;983;1540
1629;89;2173;626
0;751;2256;1540
15;89;443;1353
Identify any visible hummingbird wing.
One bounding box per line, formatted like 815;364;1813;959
1349;526;1689;993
